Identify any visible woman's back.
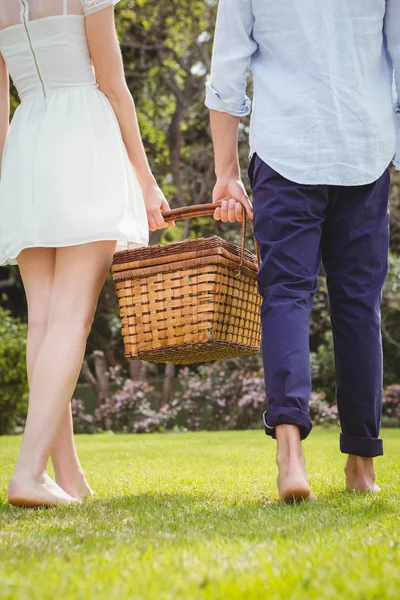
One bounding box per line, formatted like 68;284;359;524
0;1;100;99
0;0;119;27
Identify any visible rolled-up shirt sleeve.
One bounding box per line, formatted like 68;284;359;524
385;0;400;169
205;0;258;117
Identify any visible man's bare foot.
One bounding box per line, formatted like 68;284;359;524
8;472;78;507
56;471;95;501
345;455;380;493
276;424;313;502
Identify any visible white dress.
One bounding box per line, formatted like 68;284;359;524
0;0;149;266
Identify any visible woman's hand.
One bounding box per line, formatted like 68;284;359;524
142;182;174;232
212;177;253;222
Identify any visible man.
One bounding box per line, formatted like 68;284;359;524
206;0;400;501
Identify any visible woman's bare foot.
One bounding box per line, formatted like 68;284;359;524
8;472;77;507
276;424;313;502
56;471;95;501
345;455;380;493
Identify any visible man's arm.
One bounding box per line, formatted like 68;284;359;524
0;53;9;178
206;0;257;222
385;0;400;169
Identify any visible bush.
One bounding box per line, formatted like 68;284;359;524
309;392;339;426
382;254;400;385
97;378;171;433
171;362;343;431
71;399;98;434
70;357;400;435
382;384;400;425
381;415;399;428
310;332;336;403
72;377;172;434
171;362;266;431
0;307;28;435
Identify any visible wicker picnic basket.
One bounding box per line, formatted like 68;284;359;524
112;204;262;364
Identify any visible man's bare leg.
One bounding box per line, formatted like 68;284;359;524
345;455;380;493
276;424;313;502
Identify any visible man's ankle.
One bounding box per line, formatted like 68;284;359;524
345;455;377;492
346;454;374;465
276;424;301;442
345;454;374;473
276;425;305;466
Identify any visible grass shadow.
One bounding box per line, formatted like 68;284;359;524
1;488;395;546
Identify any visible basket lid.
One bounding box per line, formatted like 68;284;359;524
112;236;258;273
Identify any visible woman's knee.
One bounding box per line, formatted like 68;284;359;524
44;242;114;340
46;307;95;341
27;315;48;342
27;301;51;334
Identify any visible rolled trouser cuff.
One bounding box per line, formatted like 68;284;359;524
263;408;312;440
340;433;383;457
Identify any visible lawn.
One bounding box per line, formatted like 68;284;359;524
1;429;400;600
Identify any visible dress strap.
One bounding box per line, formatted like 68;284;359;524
63;0;68;14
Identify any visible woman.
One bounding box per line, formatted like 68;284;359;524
0;0;172;507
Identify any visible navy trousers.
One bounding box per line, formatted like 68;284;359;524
249;155;390;457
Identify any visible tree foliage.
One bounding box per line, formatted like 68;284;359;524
0;307;28;434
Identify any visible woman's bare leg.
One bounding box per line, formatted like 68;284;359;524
275;425;312;502
8;241;115;507
22;248;55;380
17;248;92;500
51;409;95;499
9;248;74;506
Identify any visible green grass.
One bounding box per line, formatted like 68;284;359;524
1;429;400;600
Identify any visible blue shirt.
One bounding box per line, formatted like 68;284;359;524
206;0;400;186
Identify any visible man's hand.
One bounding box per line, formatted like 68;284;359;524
142;182;174;232
212;176;253;222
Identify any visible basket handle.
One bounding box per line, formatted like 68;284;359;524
162;203;260;269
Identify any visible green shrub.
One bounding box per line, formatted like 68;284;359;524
382;253;400;385
0;307;28;435
310;332;336;402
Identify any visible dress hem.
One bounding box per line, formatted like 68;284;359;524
1;234;149;266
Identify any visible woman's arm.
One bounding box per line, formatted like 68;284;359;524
85;7;170;232
0;53;9;178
